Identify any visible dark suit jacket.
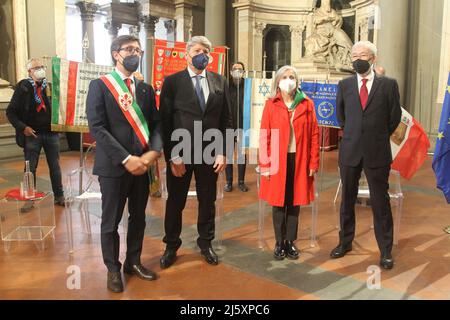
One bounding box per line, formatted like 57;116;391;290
229;79;245;129
6;79;51;147
337;74;402;168
86;78;163;177
159;68;232;163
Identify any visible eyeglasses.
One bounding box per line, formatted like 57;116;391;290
30;65;46;71
119;46;144;55
351;53;373;60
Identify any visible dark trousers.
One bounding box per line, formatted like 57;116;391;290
163;163;218;251
339;160;393;255
225;140;246;184
98;173;149;272
272;153;300;243
24;132;63;197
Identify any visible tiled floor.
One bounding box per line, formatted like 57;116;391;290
0;150;449;300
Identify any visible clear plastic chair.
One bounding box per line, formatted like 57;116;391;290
256;166;319;249
333;169;404;245
64;144;128;254
159;166;225;249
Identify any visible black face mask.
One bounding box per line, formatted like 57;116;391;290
121;55;140;73
353;59;372;75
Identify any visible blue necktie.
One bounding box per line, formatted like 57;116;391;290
194;75;206;112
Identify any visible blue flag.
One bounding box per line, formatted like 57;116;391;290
432;73;450;203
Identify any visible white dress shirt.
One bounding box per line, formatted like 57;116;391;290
357;69;375;95
187;66;210;103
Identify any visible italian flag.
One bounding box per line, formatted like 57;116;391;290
391;107;430;179
51;57;113;132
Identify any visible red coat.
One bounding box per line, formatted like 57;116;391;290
259;93;320;207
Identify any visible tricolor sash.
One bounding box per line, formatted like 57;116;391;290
100;71;150;149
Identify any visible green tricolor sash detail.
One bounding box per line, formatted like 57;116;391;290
288;89;307;111
100;70;150;149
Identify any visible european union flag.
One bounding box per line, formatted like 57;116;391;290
432;73;450;203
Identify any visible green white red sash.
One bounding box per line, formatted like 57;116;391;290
100;70;150;149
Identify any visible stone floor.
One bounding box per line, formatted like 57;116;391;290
0;150;449;300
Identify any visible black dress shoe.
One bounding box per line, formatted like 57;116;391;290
107;271;123;293
330;243;352;259
160;249;177;269
200;247;219;265
224;183;233;192
273;241;286;260
123;262;157;281
285;240;300;260
380;254;394;270
238;182;249;192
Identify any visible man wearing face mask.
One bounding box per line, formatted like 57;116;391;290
225;62;249;193
86;35;163;293
7;58;65;208
332;41;402;270
159;36;232;269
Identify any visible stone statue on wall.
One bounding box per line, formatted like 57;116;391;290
304;0;353;70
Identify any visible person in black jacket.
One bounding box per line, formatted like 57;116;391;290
331;41;402;270
6;58;64;207
225;62;249;193
86;35;163;293
159;36;232;269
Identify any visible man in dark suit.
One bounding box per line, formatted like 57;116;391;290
86;35;163;292
331;41;402;270
159;36;232;269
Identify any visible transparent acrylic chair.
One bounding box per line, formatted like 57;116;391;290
159;166;225;249
64;144;128;254
333;169;404;245
255;166;319;249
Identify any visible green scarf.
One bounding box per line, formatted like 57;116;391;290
288;89;307;111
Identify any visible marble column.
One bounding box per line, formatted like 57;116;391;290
205;0;226;46
253;22;266;72
290;22;306;66
175;2;193;42
142;15;159;83
376;0;409;103
76;1;98;63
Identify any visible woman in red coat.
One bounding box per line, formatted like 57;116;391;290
259;65;320;260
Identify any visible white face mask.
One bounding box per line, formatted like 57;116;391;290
231;69;244;80
278;78;297;93
34;68;46;81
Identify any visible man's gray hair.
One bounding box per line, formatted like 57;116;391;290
352;41;378;56
26;58;41;71
186;36;212;52
270;65;299;98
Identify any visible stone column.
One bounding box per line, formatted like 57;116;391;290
376;0;409;103
358;17;369;41
290;21;306;66
253;22;266;72
236;8;253;70
175;2;193;42
142;15;159;83
76;1;98;63
205;0;226;46
13;0;28;80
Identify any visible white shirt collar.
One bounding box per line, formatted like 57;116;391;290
187;66;207;78
115;67;134;83
357;69;375;83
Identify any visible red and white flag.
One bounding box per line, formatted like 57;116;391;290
390;107;430;179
